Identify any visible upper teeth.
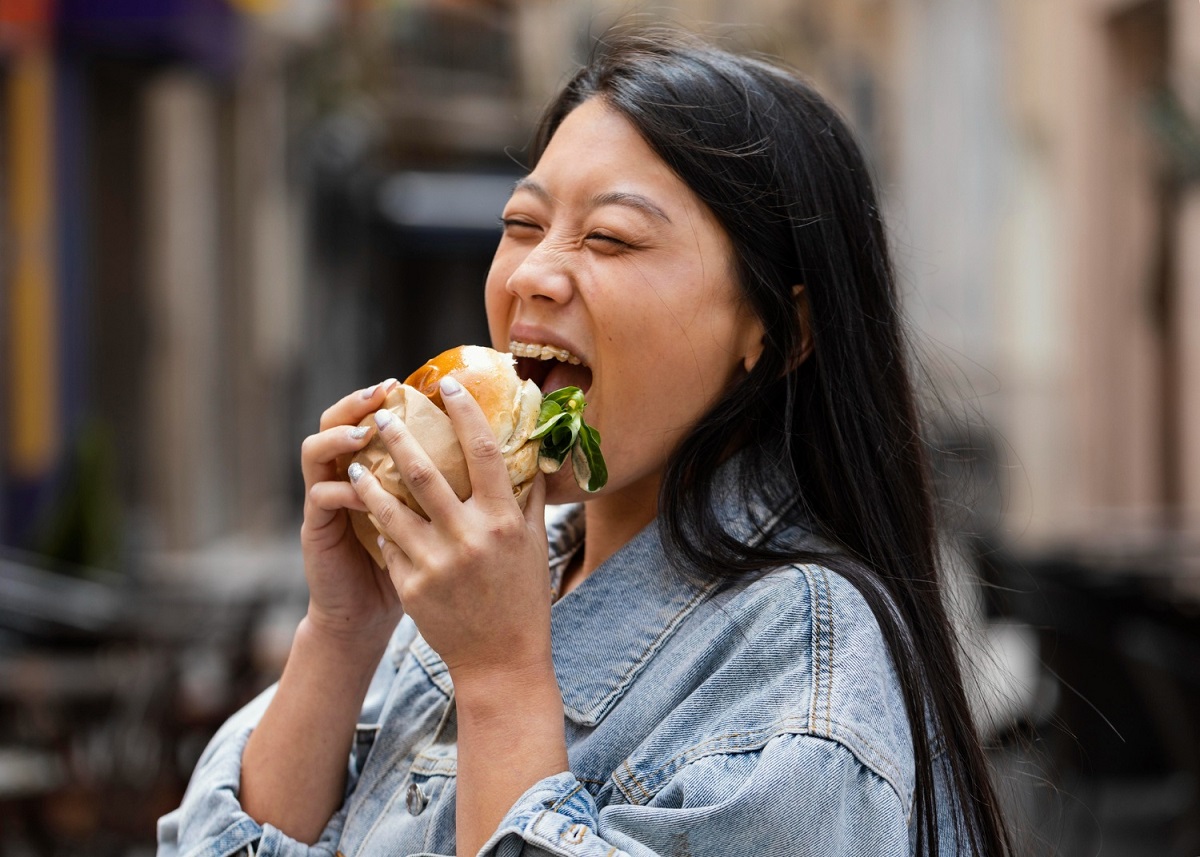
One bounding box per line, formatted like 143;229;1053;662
509;341;583;365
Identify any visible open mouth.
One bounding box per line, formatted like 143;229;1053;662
510;340;593;395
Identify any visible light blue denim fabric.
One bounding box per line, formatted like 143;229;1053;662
159;461;962;856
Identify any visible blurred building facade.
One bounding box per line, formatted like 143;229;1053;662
4;0;1197;571
0;0;326;568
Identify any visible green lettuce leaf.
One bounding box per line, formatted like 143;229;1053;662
532;386;606;491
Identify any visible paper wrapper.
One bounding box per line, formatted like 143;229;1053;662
340;383;539;567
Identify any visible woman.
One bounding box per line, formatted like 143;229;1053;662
160;32;1013;857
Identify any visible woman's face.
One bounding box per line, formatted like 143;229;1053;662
486;98;763;506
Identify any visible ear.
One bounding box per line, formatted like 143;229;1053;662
792;284;814;370
740;313;767;374
742;284;813;375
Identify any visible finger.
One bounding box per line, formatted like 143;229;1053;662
302;481;367;546
438;376;515;511
318;378;398;432
301;423;377;490
348;458;426;549
308;480;368;513
370;407;462;523
522;472;548;540
376;534;415;608
376;533;408;576
302;484;358;543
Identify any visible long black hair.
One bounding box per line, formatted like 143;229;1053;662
532;31;1013;856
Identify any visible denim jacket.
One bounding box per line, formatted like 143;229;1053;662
159;464;960;856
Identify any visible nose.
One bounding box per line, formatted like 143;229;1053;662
505;240;574;305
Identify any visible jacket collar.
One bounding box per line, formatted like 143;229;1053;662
547;453;802;726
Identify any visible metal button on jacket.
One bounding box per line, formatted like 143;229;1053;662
405;782;428;816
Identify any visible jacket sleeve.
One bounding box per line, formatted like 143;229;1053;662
157;624;407;857
478;732;909;857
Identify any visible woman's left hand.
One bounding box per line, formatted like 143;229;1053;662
348;375;553;682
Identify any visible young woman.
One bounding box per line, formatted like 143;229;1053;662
160;32;1013;857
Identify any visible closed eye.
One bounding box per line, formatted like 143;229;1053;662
500;217;541;234
585;231;630;248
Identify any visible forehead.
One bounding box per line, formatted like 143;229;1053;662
529;99;681;198
523;97;720;234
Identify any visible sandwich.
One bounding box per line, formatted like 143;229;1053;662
343;345;604;566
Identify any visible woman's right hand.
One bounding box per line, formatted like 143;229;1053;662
238;380;404;840
300;379;404;650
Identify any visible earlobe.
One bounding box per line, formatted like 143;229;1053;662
793;285;814;368
740;285;812;375
742;332;766;374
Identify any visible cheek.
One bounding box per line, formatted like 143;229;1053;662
596;364;681;457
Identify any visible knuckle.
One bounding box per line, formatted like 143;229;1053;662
375;501;396;529
423;554;447;578
467;434;500;459
486;516;520;542
300;433;319;460
458;536;485;563
399;575;424;604
404;460;437;490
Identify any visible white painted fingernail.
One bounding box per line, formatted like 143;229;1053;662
377;534;386;550
361;384;377;399
349;425;370;440
348;462;365;482
374;408;393;429
440;375;462;397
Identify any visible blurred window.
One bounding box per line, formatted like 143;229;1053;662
389;2;517;95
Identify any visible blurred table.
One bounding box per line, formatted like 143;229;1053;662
977;522;1200;854
0;542;305;854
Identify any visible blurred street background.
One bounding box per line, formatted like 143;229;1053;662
1;0;1199;854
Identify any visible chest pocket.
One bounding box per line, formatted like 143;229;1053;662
405;745;458;817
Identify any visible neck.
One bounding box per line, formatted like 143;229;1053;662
561;471;661;596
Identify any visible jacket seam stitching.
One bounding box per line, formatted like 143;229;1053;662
410;638;454;697
613;721;910;813
550;782;584;812
621;758;654;804
821;565;834;737
805;564;823;735
614;718;812;803
179;817;262;857
614;775;638;805
827;719;909;806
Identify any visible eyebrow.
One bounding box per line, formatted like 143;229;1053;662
512;178;672;224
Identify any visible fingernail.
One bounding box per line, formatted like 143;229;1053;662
349;425;370;440
374;408;393;429
362;379;397;399
440;375;463;397
377;534;386;550
348;462;365;483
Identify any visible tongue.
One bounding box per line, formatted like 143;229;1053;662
542;362;593;395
